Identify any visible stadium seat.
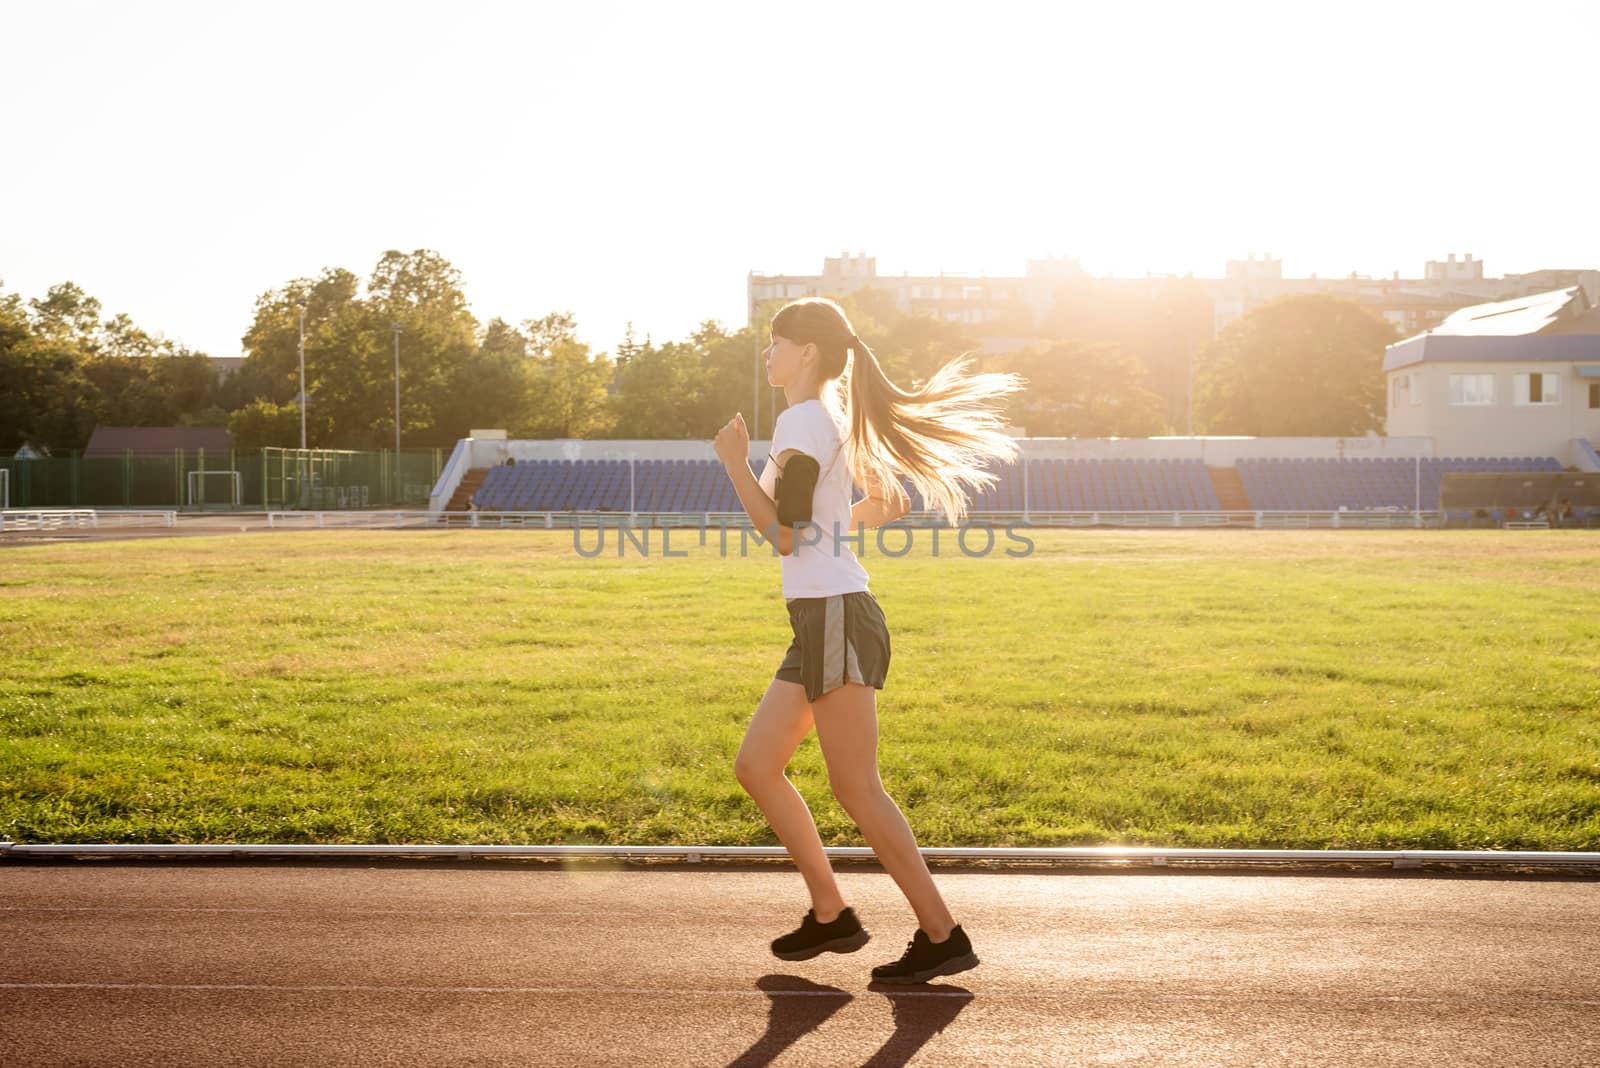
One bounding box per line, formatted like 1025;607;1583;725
463;451;1562;516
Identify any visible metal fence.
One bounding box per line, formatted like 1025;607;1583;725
261;509;1449;530
0;447;446;510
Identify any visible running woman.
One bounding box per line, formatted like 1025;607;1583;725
712;296;1023;984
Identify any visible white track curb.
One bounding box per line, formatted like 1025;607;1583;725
2;843;1597;870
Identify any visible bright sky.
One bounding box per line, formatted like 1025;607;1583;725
2;0;1595;358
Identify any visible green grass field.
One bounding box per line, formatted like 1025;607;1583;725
2;528;1597;850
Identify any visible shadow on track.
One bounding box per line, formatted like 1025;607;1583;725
724;974;973;1068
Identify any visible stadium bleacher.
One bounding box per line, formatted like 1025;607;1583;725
1236;456;1564;513
466;453;1574;518
471;459;769;514
471;457;1221;514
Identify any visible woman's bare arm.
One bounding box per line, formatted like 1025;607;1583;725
850;467;910;530
725;449;801;555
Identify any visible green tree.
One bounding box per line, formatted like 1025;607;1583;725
367;250;479;449
1040;276;1215;432
0;344;96;452
96;312;166;360
0;280;215;452
608;337;700;438
29;282;103;352
307;301;392;450
1001;341;1167;437
523;311;579;359
432;318;532;439
519;336;615;439
0;283;97;452
684;320;764;438
238;267;362;444
80;355;162;426
0;286;29;353
1194;294;1397;436
478;318;527;360
614;322;646;375
152;354;228;424
227;399;302;449
238;251;483;449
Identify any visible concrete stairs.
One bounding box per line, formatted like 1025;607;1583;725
1207;466;1252;514
444;468;491;519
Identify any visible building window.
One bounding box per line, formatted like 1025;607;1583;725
1409;372;1422;406
1448;373;1495;406
1391;376;1406;409
1591;382;1600;409
1514;372;1560;406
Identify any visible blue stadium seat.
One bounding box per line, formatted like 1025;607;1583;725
463;451;1563;516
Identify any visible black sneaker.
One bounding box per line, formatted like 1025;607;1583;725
770;907;871;961
870;924;979;984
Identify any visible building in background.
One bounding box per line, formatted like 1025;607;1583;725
750;252;1600;349
83;426;234;457
1210;253;1600;338
207;356;245;379
1383;286;1600;463
748;252;1073;353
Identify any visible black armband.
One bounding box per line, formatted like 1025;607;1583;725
774;454;820;526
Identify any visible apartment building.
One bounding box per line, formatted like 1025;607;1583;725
749;252;1600;347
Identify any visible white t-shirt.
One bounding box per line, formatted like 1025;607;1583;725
758;399;871;598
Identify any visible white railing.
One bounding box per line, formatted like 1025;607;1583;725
0;508;1471;533
3;841;1597;871
428;438;471;514
0;509;178;531
258;509;1445;530
268;510;441;529
1576;438;1600;473
269;510;754;530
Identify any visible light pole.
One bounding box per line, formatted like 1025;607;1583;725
391;322;402;503
750;293;761;444
296;299;307;449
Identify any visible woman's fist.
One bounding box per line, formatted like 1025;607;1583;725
714;412;749;468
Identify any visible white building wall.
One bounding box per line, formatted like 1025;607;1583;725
1385;368;1428;437
1385;361;1600;459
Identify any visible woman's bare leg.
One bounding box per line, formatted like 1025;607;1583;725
733;677;848;921
810;682;957;942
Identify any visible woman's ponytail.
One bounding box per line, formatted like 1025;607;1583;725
771;297;1024;526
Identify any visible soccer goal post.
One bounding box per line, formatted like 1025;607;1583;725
186;469;243;507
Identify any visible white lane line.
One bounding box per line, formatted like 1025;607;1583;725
1;984;1597;1005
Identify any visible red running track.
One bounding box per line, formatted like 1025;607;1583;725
1;862;1597;1066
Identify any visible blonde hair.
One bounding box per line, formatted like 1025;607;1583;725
770;297;1024;526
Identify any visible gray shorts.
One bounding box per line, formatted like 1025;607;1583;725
775;589;891;703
